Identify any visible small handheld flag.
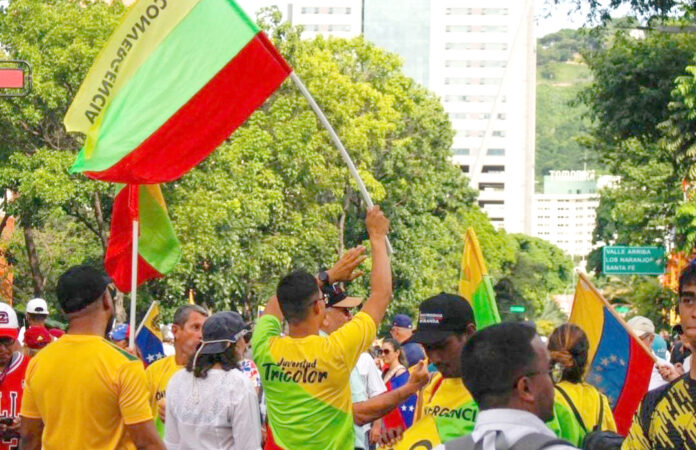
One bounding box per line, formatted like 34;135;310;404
570;273;656;435
135;301;165;366
458;227;501;329
105;184;181;292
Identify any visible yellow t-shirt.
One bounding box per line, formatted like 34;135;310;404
20;334;153;450
145;355;182;435
252;311;376;450
554;380;617;434
416;371;476;422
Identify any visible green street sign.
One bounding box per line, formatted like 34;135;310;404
602;246;665;276
509;305;526;313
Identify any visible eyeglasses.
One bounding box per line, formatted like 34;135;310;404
380;349;392;355
514;362;563;387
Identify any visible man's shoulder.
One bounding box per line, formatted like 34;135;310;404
145;354;175;373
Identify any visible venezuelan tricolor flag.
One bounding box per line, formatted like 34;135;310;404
136;301;165;366
65;0;291;184
570;274;655;435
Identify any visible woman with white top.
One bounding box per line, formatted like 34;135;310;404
164;311;261;450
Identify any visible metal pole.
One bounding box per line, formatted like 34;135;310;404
129;219;138;349
290;72;393;254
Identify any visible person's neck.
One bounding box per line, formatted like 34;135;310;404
174;345;190;366
289;321;320;338
67;316;106;337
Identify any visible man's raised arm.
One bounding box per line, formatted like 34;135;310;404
360;206;392;325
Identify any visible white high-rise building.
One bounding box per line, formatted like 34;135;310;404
532;170;617;260
287;1;363;39
428;2;536;233
238;1;536;233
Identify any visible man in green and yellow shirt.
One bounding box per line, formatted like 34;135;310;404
252;206;391;450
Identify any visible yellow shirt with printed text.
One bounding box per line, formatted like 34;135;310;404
20;334;153;450
416;371;476;423
145;355;182;435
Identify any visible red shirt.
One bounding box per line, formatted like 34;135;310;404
0;353;29;450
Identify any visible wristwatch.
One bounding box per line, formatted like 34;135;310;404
318;269;330;285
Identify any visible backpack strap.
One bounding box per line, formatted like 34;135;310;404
555;385;588;433
595;390;604;432
508;433;571;450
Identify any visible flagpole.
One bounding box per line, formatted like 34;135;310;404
290;72;393;255
129;219;138;349
576;272;658;363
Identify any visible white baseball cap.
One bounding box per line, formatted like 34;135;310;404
627;316;655;338
26;298;49;315
0;303;19;339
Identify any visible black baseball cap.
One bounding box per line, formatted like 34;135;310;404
410;293;475;345
56;265;112;314
198;311;248;355
324;284;363;308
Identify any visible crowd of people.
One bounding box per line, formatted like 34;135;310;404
0;206;693;449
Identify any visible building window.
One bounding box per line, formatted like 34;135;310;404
479;182;505;191
453;148;470;155
445;43;507;51
482;165;505;173
492;130;505;137
445;60;507;68
445;77;502;85
302;6;351;14
446;8;508;15
487;148;505;156
460;165;470;173
446;25;509;33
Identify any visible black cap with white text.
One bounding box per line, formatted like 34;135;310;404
410;293;475;345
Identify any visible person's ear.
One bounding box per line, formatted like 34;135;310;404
171;323;181;338
465;323;477;338
515;376;535;403
102;293;113;314
313;299;324;317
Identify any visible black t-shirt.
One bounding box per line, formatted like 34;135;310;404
623;374;696;449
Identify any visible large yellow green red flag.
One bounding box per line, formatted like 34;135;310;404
65;0;291;184
458;227;501;329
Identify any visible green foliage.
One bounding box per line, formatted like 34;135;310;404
600;275;677;331
536;60;596;182
552;0;692;22
538;29;601;67
494;235;575;321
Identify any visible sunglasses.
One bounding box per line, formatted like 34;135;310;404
380;348;392;355
0;337;15;347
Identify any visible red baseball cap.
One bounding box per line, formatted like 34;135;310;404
24;326;52;349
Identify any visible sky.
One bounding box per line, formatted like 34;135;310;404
0;0;613;37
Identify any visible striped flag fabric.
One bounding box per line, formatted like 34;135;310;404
65;0;291;184
570;274;655;435
458;227;501;329
136;301;165;366
104;184;181;291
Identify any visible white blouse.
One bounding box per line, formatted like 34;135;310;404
164;367;262;450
